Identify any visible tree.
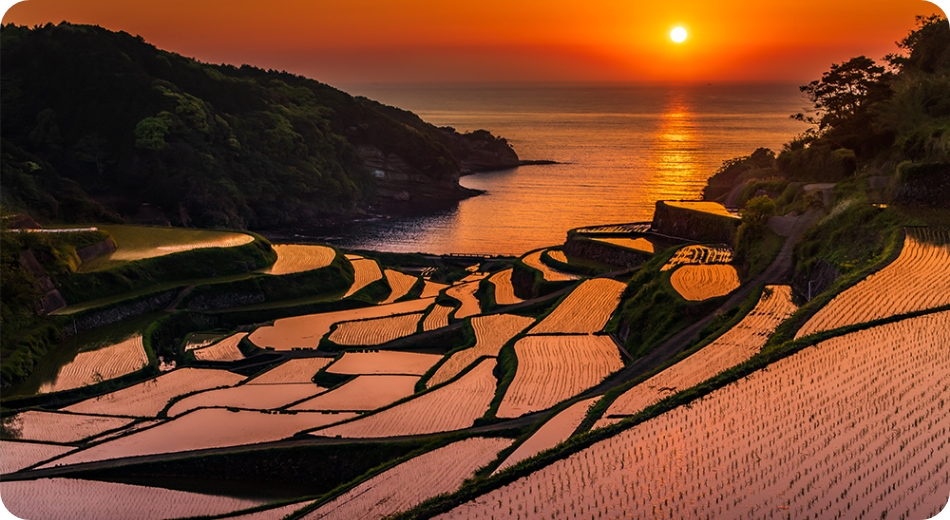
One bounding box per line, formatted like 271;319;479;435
794;56;892;132
887;14;950;75
741;195;776;228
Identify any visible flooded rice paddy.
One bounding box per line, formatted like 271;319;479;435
248;298;433;350
314;358;497;438
288;375;418;411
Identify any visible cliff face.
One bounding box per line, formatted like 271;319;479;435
438;129;521;174
0;23;518;227
357;145;480;205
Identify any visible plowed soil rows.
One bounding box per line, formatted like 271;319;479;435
497;335;622;418
529;278;626;334
427;314;534;388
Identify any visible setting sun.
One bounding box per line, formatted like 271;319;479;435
670;26;688;43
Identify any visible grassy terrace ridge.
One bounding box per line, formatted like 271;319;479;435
53;229;275;305
390;303;950;519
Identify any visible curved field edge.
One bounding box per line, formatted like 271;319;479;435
300;351;497;436
577;284;766;432
386;303;950;520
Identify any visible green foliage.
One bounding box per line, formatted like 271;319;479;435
607;252;719;359
703;147;777;200
740;195;776;227
0;22;494;228
181;250;352;311
887;14;950;75
793;199;905;278
776;146;857;181
52;235;275;304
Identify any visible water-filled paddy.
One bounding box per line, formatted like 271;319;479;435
64;368;245;417
44;409;358;466
289;375;418;411
248;298;434;350
166;383;325;416
246;358;334;384
1;411;133;443
0;477;266;519
315;358;497;438
326;351;441;376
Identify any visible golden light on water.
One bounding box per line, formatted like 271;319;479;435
670;27;688;43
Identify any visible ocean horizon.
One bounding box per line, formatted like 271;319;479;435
312;82;811;255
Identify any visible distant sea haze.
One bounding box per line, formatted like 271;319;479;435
332;83;810;256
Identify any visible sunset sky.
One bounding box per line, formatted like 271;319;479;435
2;0;947;85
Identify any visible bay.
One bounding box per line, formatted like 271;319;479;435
327;83;810;255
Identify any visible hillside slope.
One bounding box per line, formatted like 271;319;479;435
0;23;519;228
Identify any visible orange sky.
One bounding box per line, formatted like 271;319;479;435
2;0;946;84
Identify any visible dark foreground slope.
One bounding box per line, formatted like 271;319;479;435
0;23;520;228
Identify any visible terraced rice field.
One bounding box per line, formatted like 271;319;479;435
166;383;324;416
303;438;511;520
420;280;448;298
796;228;950;338
661;244;734;271
192;332;247;362
494;397;598;474
314;359;497;438
0;441;74;474
664;200;738;218
599;285;798;424
574;223;652;234
248;298;433;350
343;258;383;297
326;351;441;376
427;314;535;388
327;313;423;346
488;269;522;305
529;278;626;334
1;411;133;443
669;264;740;301
445;282;481;319
264;244;336;275
438;311;950;520
497;335;622;418
38;335;149;394
85;420;162;444
183;333;225;351
593;237;655;253
64;368;245;417
381;269;419;304
289;375;417;411
43;409;357;466
547;250;569;263
459;272;489;283
78;225;256;271
247;358;334;384
226;502;308;520
0;478;266;519
522;250;579;282
423;304;454;331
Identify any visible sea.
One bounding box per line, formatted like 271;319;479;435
324;83;810;256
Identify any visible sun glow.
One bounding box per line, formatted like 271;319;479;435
670;27;688;43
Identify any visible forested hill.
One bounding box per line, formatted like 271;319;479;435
0;23;520;229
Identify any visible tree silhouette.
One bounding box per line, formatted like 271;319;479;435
794;56;891;132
